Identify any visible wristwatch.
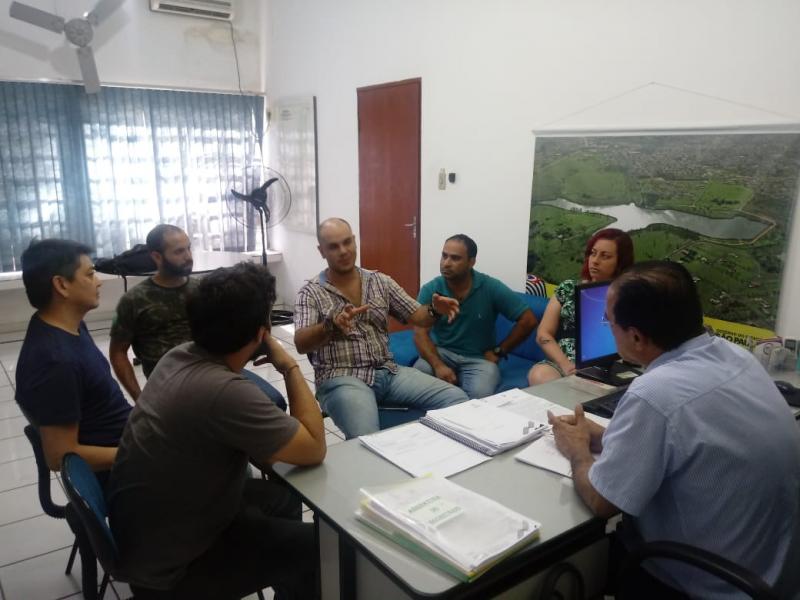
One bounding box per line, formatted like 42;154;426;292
322;313;336;333
492;345;508;360
427;304;441;319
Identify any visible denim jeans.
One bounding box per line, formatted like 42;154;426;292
242;369;288;412
413;347;501;399
316;366;468;439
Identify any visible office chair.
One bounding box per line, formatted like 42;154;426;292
61;452;123;600
23;425;80;576
617;540;779;600
62;453;268;600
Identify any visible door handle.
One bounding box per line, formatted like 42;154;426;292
403;217;417;240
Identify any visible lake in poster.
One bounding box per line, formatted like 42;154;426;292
528;133;800;337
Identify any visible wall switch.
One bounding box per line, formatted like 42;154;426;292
438;168;447;190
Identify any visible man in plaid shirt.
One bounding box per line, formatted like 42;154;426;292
295;218;468;438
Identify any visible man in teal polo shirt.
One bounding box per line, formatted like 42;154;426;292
414;234;538;398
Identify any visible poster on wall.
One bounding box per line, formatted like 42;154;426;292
527;132;800;345
268;96;319;234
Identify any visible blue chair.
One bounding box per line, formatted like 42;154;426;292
60;452;121;600
381;293;550;428
61;453;268;600
23;425;79;576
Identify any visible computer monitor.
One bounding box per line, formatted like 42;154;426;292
574;280;626;385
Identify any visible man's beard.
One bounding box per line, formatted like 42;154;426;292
163;257;193;277
441;269;466;283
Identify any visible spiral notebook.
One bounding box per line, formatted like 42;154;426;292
419;400;548;456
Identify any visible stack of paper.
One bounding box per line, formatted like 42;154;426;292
356;476;541;581
420;399;547;456
480;387;609;428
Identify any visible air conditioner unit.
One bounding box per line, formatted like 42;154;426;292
149;0;233;21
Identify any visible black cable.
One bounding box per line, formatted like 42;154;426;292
228;21;244;95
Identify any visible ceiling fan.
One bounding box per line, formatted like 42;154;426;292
8;0;124;94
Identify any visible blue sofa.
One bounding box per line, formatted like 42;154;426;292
380;292;549;428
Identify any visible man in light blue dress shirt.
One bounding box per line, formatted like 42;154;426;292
549;260;800;599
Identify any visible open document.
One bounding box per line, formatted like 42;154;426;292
359;423;491;478
357;476;541;581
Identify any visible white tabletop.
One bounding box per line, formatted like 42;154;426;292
273;376;611;597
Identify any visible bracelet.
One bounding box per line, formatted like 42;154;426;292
280;364;301;377
427;303;440;319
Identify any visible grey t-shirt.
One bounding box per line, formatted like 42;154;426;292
108;342;299;590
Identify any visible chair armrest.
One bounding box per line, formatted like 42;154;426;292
621;541;778;600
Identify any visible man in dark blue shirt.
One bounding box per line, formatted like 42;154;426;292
16;239;131;475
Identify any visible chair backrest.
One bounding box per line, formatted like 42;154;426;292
494;293;549;362
61;453;119;574
23;424;67;519
620;540;779;600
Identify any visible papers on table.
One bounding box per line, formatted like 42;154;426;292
515;435;601;478
482;388;610;428
356;476;541;581
359;422;491;478
500;392;608;478
359;389;608;478
420;399;548;456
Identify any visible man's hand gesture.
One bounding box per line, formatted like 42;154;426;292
333;304;369;334
432;293;459;324
547;404;605;458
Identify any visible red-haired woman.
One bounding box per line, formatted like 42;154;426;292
527;228;634;385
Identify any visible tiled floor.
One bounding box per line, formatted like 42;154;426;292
0;323;344;600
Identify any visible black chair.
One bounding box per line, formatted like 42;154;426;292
22;425;79;576
618;540;779;600
61;452;123;600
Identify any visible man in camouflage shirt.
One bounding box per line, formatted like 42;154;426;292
109;225;286;410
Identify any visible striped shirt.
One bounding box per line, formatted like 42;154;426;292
589;333;800;599
294;268;419;386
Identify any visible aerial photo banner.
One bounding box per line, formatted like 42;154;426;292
527;132;800;346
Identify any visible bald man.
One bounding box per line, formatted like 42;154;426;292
294;218;467;438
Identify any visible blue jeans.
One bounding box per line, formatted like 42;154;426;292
316;366;468;439
413;347;501;399
242;369;288;412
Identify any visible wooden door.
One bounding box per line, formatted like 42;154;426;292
357;79;421;307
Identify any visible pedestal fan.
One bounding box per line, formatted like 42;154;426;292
229;168;293;325
229;167;292;266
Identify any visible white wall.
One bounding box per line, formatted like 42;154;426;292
265;0;800;337
0;0;266;92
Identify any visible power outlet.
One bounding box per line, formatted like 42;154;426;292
438;168;447;190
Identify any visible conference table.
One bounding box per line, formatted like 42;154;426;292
273;375;618;600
